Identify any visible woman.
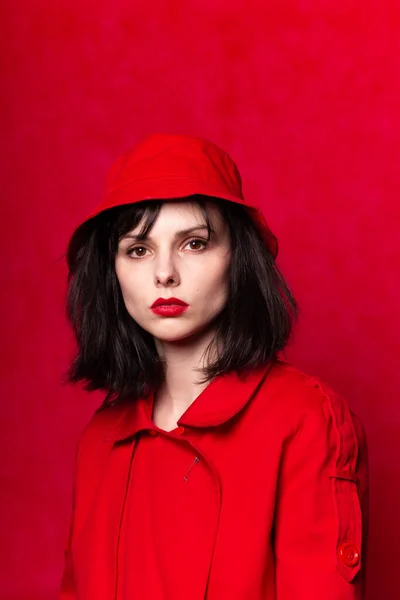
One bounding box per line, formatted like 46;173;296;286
61;134;368;599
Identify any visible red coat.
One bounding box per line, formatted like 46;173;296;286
60;360;368;599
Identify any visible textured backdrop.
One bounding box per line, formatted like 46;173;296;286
1;1;399;598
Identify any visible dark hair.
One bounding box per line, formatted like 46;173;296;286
66;196;296;404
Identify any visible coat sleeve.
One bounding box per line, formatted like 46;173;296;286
273;380;369;600
59;401;127;599
59;440;80;599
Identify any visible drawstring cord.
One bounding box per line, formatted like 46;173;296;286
183;456;200;481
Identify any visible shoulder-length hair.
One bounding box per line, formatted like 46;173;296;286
66;196;296;404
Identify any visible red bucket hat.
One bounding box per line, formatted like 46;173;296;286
67;134;278;266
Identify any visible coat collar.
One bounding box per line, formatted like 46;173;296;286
105;362;274;442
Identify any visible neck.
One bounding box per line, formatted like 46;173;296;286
153;328;218;424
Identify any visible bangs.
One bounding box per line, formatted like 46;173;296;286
108;196;214;255
110;201;162;252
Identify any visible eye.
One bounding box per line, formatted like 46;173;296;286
126;246;149;258
183;238;208;251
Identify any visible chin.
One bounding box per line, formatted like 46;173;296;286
152;328;199;343
149;321;212;344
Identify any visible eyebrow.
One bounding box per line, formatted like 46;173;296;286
119;225;211;242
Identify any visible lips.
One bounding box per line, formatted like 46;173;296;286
151;297;188;308
150;297;189;317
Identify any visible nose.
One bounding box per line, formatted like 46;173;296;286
154;252;180;287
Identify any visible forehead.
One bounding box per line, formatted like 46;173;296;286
132;200;223;233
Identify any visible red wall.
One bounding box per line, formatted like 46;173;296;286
2;1;399;598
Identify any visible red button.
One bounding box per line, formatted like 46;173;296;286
175;426;185;435
338;542;360;567
148;429;158;437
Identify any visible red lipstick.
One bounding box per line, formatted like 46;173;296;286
150;297;189;317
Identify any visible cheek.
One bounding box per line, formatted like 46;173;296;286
195;259;230;308
115;262;129;297
115;262;145;310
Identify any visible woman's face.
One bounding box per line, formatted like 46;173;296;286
115;201;231;343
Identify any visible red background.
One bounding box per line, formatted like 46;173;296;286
2;1;399;598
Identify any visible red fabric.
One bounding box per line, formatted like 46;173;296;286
119;427;217;598
60;360;368;599
67;134;278;261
